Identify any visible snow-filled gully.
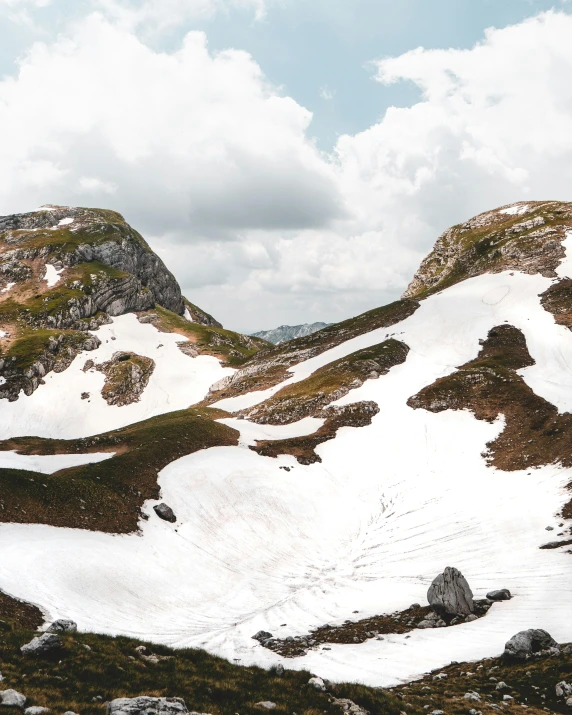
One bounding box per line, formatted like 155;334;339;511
0;269;572;687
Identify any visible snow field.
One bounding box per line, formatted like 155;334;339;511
0;269;571;686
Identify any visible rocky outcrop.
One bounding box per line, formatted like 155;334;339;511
20;633;62;656
0;332;101;402
47;619;77;633
95;352;155;406
403;201;572;299
107;697;189;715
502;629;558;660
427;567;474;616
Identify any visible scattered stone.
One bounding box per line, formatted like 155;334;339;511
47;619;77;633
81;392;89;400
486;589;512;601
464;692;481;702
432;673;448;681
20;633;62;656
465;614;479;623
253;631;273;642
272;664;284;677
556;682;572;698
566;697;572;708
331;698;369;715
153;503;177;523
503;629;558;660
25;707;50;715
496;682;509;690
308;677;326;691
0;690;27;708
427;566;474;616
468;709;482;715
107;697;189;715
546;526;554;531
503;695;514;702
254;703;276;711
63;712;80;715
430;711;444;715
135;645;173;664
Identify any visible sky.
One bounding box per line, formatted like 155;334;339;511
1;0;572;332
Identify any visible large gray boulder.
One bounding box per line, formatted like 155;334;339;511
0;690;27;708
502;629;557;660
107;698;188;715
47;619;77;633
427;567;474;616
20;633;62;656
486;589;511;601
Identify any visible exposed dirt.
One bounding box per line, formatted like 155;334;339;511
251;402;380;464
0;589;43;630
258;601;493;658
0;407;238;533
408;324;572;523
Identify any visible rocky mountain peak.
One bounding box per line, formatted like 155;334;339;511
403;200;572;299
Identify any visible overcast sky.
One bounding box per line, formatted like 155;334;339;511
2;0;572;332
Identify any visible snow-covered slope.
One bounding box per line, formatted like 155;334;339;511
1;201;572;689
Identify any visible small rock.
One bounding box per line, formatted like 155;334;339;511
430;711;444;715
252;631;272;642
272;664;284;677
546;526;554;531
153;503;177;523
254;703;276;711
432;673;447;681
25;707;50;715
63;712;79;715
503;629;557;660
465;614;479;623
486;589;512;601
417;620;435;629
468;710;482;715
556;682;572;698
464;692;481;702
47;619;77;633
503;695;514;702
309;677;326;691
0;690;27;708
20;633;62;656
566;697;572;708
496;682;509;691
107;697;189;715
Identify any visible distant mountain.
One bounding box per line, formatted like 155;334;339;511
251;322;330;344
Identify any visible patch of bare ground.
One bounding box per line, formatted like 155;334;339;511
407;324;572;524
390;647;572;715
250;402;379;464
0;407;237;533
0;590;43;630
240;339;409;425
204;299;419;405
258;601;493;658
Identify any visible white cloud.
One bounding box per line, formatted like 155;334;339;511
0;13;344;239
4;10;572;331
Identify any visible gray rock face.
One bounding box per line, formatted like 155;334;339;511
0;689;27;708
20;633;62;656
47;619;77;633
427;567;474;616
107;697;188;715
486;589;512;601
252;323;330;345
502;629;557;660
153;503;177;523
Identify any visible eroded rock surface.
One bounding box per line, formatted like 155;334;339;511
95;352;155;406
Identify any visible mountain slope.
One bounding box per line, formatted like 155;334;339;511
0;201;571;695
251;322;330;345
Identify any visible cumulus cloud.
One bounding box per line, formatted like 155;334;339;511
0;13;345;239
4;10;572;331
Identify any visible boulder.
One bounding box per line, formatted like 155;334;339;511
153;503;177;523
254;703;276;711
252;630;273;642
486;589;511;601
25;708;50;715
427;567;474;616
47;619;77;633
107;698;189;715
502;629;557;660
20;633;62;656
0;690;27;708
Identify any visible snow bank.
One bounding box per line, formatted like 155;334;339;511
0;313;233;439
44;264;62;287
0;450;114;474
